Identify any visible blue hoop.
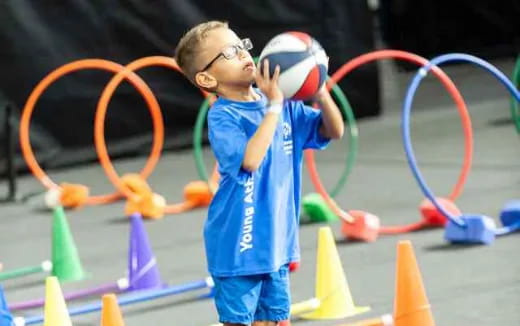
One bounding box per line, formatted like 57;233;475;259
402;53;520;228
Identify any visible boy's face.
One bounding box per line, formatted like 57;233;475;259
196;28;256;89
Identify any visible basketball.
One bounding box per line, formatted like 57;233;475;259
258;31;328;101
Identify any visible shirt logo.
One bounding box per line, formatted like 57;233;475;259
282;122;293;155
240;175;254;253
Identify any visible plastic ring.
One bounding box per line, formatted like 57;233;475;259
403;53;520;226
305;50;473;223
20;59;161;205
94;56;209;212
510;55;520;133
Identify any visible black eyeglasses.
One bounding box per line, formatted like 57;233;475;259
200;38;253;72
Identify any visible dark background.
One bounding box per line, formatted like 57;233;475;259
0;0;519;174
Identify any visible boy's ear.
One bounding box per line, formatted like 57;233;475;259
195;72;218;89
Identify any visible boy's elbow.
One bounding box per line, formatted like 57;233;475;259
320;121;344;140
242;159;260;172
327;125;344;139
337;126;345;139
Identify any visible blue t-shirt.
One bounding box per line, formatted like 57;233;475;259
204;90;330;277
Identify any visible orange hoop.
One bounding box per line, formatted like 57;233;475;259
94;56;210;215
20;59;163;206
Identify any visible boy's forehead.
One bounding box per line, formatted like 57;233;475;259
196;28;241;69
201;28;240;53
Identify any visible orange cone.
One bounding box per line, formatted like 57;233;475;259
393;240;435;326
101;294;125;326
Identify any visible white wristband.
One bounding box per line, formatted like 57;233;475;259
267;102;283;114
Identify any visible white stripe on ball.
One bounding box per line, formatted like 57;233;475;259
278;55;317;98
259;34;309;58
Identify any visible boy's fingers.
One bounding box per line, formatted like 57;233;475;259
263;59;269;80
272;65;281;83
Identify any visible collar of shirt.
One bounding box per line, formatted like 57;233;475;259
215;88;267;110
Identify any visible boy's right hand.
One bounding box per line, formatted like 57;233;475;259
256;59;284;104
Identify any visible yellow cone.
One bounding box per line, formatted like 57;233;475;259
301;227;370;320
101;294;125;326
43;276;72;326
290;298;321;315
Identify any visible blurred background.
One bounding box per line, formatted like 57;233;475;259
0;0;519;175
1;2;519;325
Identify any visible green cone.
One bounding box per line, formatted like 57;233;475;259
302;193;338;223
51;206;86;282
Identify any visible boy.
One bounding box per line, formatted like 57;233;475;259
175;21;344;326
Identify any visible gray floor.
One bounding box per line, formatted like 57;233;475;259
1;58;519;326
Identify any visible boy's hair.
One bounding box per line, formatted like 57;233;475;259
175;20;229;85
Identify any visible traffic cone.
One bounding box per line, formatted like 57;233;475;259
301;227;369;320
101;294;125;326
127;213;162;290
43;276;72;326
0;286;13;326
52;206;86;282
290;297;321;315
393;240;435;326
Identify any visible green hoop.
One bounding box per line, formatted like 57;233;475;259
192;63;358;197
510;55;520;134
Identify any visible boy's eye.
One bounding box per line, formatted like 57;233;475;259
222;46;238;59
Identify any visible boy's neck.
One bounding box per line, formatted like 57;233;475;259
217;85;260;102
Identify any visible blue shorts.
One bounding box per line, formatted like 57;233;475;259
212;264;291;324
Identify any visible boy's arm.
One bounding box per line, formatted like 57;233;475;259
242;60;284;172
315;85;344;139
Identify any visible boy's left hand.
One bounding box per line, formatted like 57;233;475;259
314;84;330;104
315;56;330;103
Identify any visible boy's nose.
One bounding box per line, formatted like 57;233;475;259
238;49;249;60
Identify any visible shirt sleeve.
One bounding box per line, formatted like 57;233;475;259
292;101;331;150
208;108;252;184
